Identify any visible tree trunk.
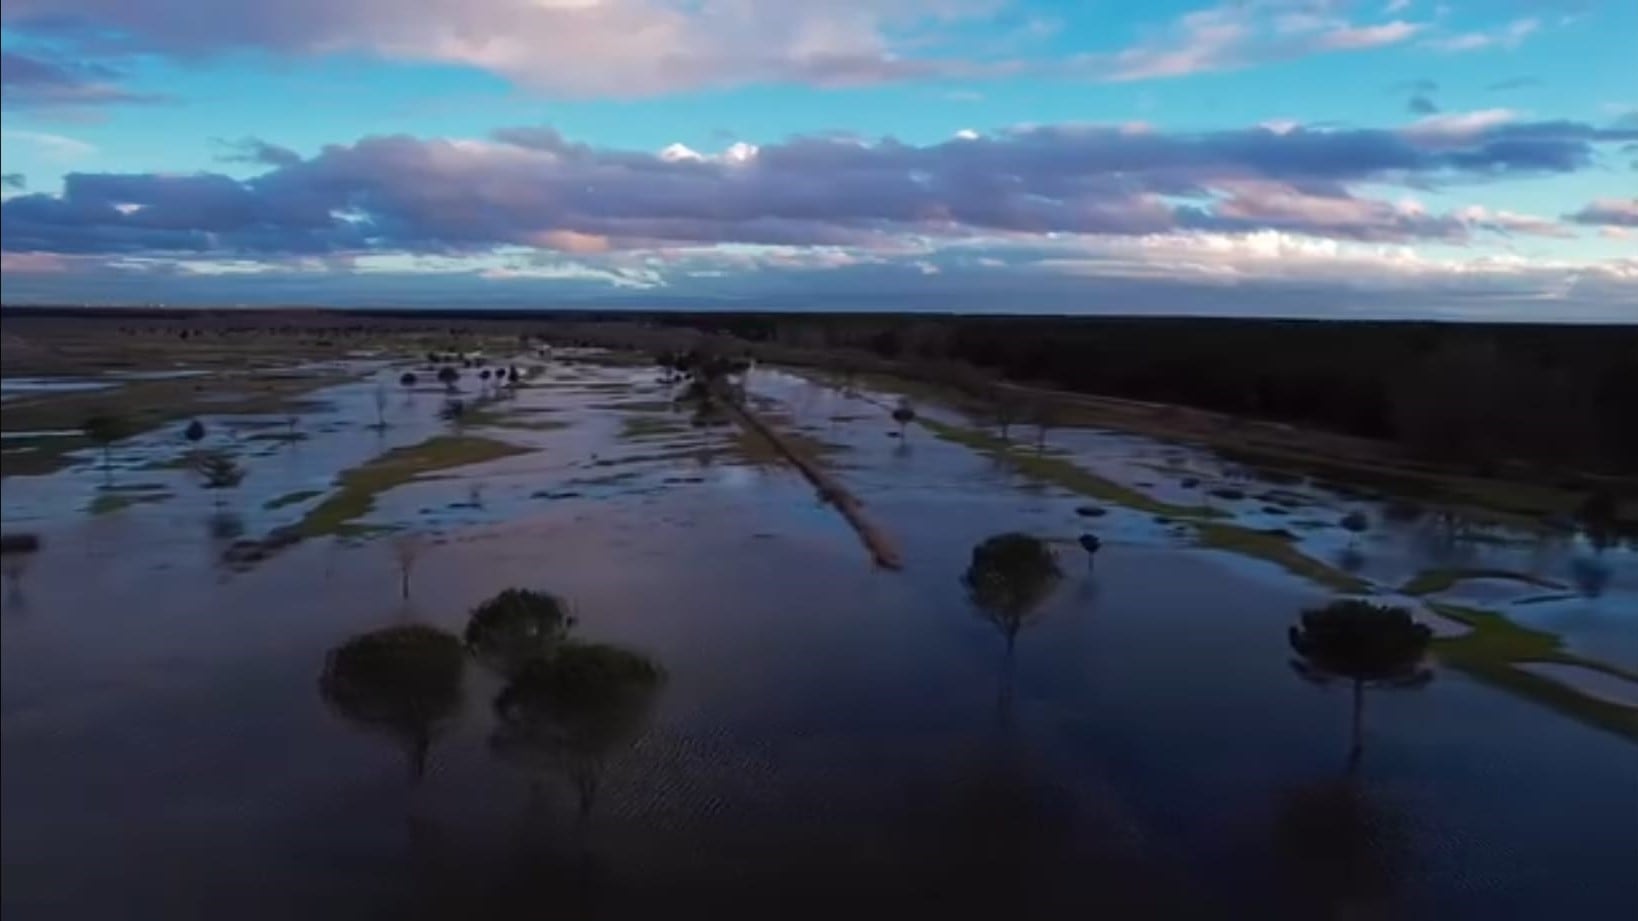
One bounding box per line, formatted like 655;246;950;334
1348;679;1365;774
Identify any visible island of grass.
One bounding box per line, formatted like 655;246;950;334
296;435;530;538
1431;603;1638;742
1400;567;1565;596
917;417;1221;519
1192;521;1370;593
264;489;324;511
89;487;174;516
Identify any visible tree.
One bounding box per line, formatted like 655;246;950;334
464;588;577;675
191;450;246;503
436;366;460;392
81;412;131;472
184;419;206;443
963;533;1062;719
490;641;664;823
993;389;1021;442
892;399;917;438
1031;400;1060;453
963;533;1063;654
319;625;466;783
392;534;424;601
1289;600;1432;771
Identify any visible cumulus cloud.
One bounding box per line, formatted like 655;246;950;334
1565;198;1638;228
6;116;1625;258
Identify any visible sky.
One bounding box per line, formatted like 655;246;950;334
1;0;1634;320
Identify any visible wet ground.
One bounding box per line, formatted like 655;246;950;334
3;351;1635;919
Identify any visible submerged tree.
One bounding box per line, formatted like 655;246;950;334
436;365;460;392
1289;600;1432;771
464;588;577;675
191;450;246;502
319;625;466;782
392;534;425;601
184;418;206;443
400;371;418;389
490;641;665;823
892;400;917;438
964;533;1063;719
81;412;131;473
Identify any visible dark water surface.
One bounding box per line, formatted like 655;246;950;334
3;361;1635;919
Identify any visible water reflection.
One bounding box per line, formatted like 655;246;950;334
1289;601;1433;772
963;533;1063;720
1273;779;1408;920
318;624;467;783
490;641;665;825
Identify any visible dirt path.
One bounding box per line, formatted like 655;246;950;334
718;396;903;570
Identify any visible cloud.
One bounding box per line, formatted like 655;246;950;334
0;48;165;109
1;173;24;189
1565;198;1638;228
6;116;1627;259
1487;75;1541;91
2;0;1012;97
0;128;97;159
2;0;1433;97
1407;94;1438;115
1426;16;1539;53
1086;3;1421;83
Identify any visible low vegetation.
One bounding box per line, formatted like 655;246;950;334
1430;604;1638;741
1193;522;1371;593
919;417;1219;519
1400;567;1565;597
296;435;530;538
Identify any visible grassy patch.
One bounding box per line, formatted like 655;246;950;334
461;403;570;432
1193;521;1370;593
2;369;352;478
1401;567;1565;597
620;413;690;441
920;417;1220;519
596;399;676;413
296;435;530;538
1431;603;1638;742
246;430;308;443
264;489;323;510
89;488;172;516
730;422;846;467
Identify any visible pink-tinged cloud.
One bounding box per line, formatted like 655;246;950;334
3;117;1630;258
1566;198;1638;228
2;0;1006;96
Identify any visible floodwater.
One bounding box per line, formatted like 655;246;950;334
2;354;1635;919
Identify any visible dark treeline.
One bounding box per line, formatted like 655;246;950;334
634;314;1638;475
7;307;1636;474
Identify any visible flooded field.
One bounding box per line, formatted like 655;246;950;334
3;342;1634;919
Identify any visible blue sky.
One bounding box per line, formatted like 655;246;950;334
2;0;1634;319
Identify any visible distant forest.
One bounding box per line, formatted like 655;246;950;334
7;307;1637;476
635;314;1638;476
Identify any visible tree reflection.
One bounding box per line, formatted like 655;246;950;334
1289;600;1432;772
489;641;665;825
319;624;466;783
1273;778;1408;919
963;533;1062;720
